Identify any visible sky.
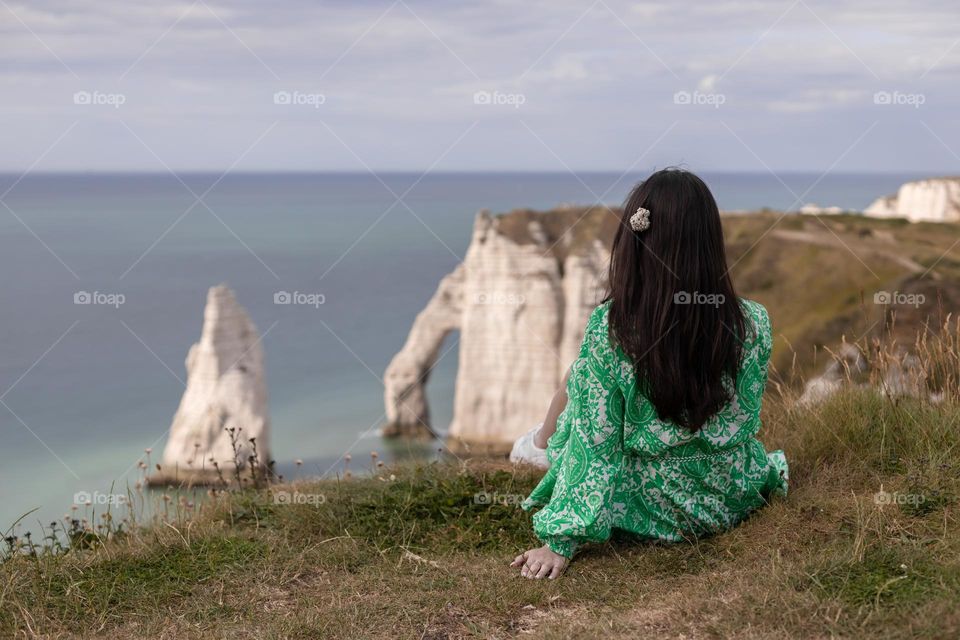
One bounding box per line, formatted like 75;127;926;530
1;0;958;173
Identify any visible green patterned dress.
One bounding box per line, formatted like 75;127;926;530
522;299;788;558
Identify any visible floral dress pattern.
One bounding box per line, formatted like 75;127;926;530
523;299;788;558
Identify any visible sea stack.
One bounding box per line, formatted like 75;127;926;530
151;285;270;485
383;208;615;452
864;177;960;222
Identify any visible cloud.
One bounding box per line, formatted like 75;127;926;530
0;0;957;171
697;74;719;92
766;88;867;113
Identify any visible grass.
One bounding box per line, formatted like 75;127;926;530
2;384;959;639
722;213;960;376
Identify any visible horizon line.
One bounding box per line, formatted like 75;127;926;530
0;169;938;177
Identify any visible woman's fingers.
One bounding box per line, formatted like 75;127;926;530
535;561;552;579
548;560;566;580
513;547;569;579
524;560;542;578
510;550;529;567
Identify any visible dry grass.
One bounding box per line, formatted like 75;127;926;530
722;213;960;376
2;378;958;638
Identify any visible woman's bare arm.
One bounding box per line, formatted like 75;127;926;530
534;366;572;448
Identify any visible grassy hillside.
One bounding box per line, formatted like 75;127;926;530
724;213;960;376
3;379;959;638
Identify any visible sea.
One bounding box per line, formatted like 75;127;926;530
0;171;924;531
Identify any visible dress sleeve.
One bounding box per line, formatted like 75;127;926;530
525;305;626;558
687;300;773;450
731;301;773;438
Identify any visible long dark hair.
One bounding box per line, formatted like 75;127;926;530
606;168;746;432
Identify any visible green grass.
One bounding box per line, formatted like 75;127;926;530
3;387;959;639
810;547;955;611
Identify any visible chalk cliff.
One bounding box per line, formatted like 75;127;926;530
152;285;270;484
386;203;960;451
381;265;465;438
799;344;927;405
384;208;616;451
864;177;960;222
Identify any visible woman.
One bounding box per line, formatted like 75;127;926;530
511;168;788;580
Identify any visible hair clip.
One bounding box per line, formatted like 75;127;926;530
630;206;651;232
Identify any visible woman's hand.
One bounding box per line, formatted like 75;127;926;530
510;545;569;579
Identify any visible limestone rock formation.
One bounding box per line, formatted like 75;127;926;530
382;265;465;438
799;343;928;405
384;208;616;452
865;177;960;222
799;203;845;215
799;344;868;405
152;285;270;485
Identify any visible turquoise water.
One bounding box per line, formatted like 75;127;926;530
0;171;922;531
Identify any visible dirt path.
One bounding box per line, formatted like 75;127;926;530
770;228;933;276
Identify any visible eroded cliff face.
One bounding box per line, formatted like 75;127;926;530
382;265;465;438
865;178;960;222
383;208;616;451
153;285;270;484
